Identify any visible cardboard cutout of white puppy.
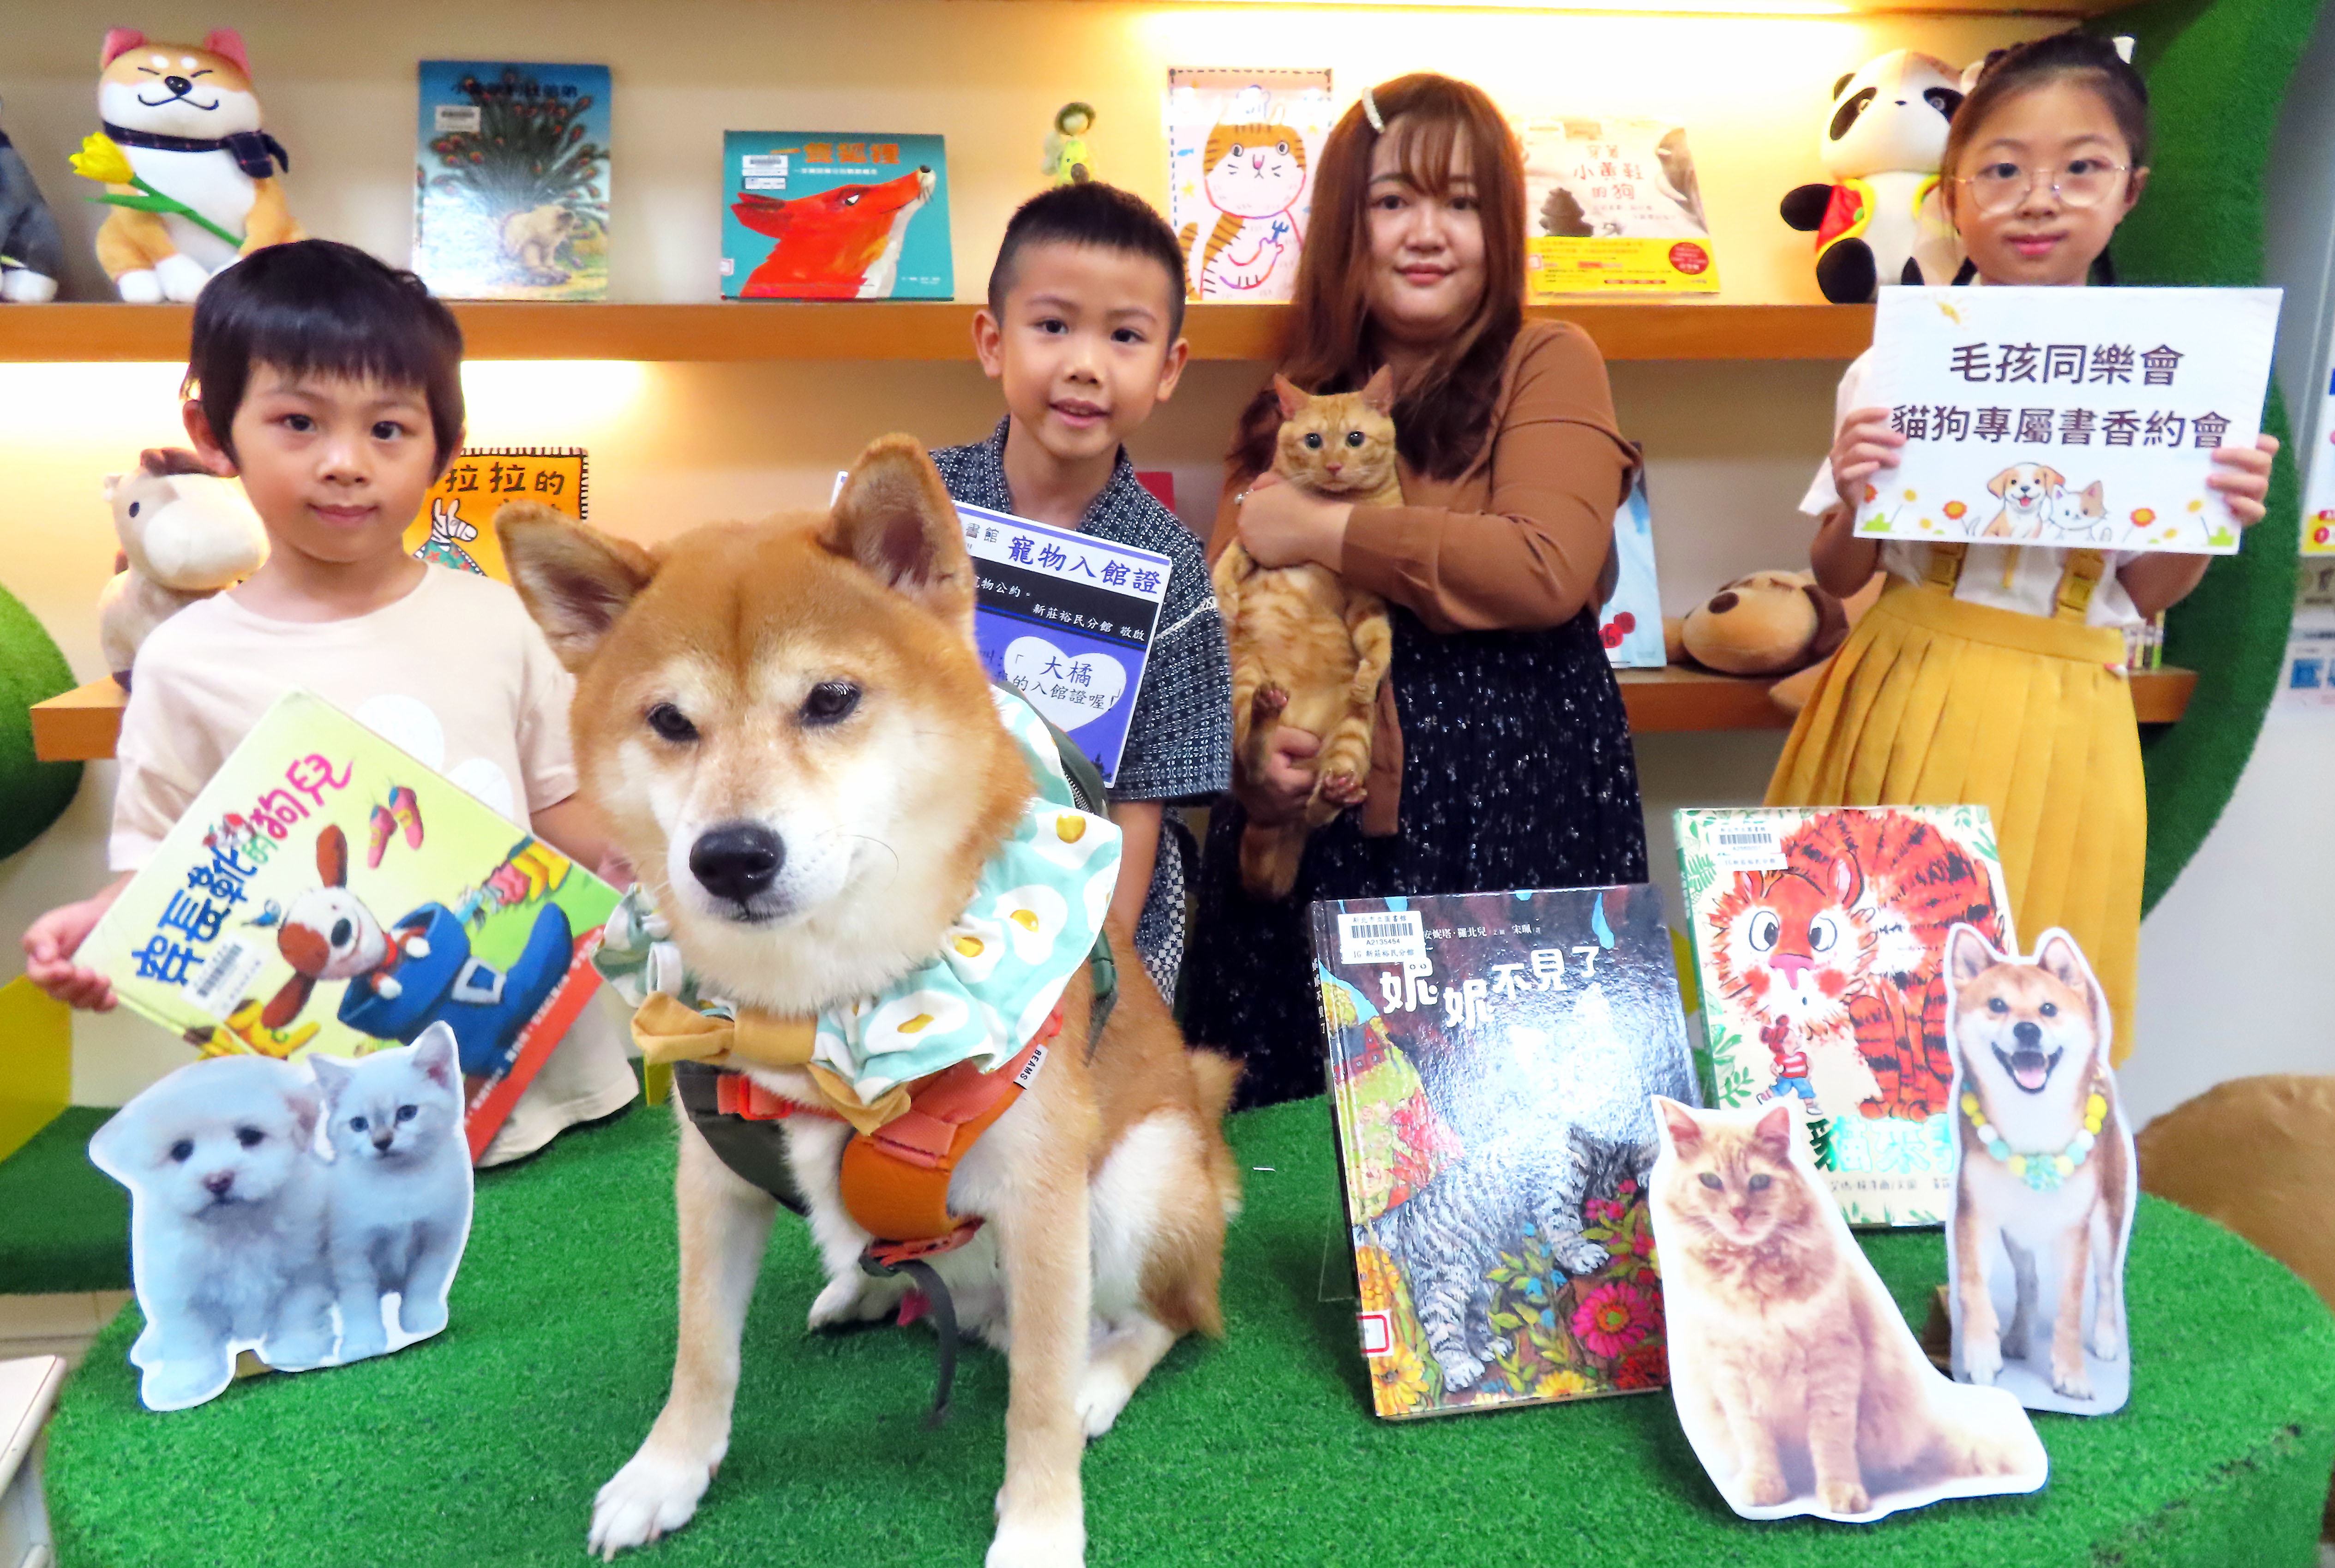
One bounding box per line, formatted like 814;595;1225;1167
90;1025;474;1411
1649;1097;2047;1522
1945;925;2136;1416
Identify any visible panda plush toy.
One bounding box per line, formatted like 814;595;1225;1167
1781;50;1966;304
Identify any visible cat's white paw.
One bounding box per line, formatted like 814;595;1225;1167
2087;1313;2124;1362
155;253;211;303
1075;1362;1135;1438
1817;1478;1871;1515
588;1442;716;1561
1963;1332;2002;1385
807;1272;905;1331
1557;1239;1611;1274
114;269;162;304
986;1505;1084;1568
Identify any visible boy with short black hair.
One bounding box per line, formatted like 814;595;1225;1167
23;239;635;1163
930;182;1231;1004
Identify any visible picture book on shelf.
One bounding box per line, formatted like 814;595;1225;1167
79;691;620;1163
1521;116;1719;297
1674;806;2015;1226
1311;885;1698;1419
1599;471;1664;668
721;132;952;300
403;448;588;584
414;62;610;301
1166;68;1336;303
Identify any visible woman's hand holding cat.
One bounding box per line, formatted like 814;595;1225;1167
1237;472;1351;572
1237;723;1322;826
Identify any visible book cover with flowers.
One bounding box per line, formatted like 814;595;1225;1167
79;690;618;1163
414;61;611;300
1309;885;1698;1419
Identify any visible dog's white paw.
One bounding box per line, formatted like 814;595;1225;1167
1074;1362;1135;1439
2088;1313;2125;1362
1963;1333;2002;1386
807;1272;905;1331
587;1444;715;1561
985;1506;1084;1568
115;269;162;305
155;253;210;303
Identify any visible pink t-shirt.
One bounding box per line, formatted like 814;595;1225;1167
111;564;579;871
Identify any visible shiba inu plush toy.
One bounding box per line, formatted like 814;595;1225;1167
499;435;1241;1568
91;28;304;302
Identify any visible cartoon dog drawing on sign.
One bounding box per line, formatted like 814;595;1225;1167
1981;463;2065;541
732;164;936;299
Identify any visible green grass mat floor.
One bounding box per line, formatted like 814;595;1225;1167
0;1107;128;1294
45;1095;2335;1567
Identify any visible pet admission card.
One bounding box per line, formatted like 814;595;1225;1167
1521;117;1719;298
80;691;619;1163
1675;806;2014;1227
956;501;1168;787
1167;68;1336;303
721;132;952;300
1310;886;1698;1419
1854;285;2281;554
1599;471;1664;669
414;62;610;301
403;447;587;583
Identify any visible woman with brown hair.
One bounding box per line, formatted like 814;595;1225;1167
1183;73;1648;1106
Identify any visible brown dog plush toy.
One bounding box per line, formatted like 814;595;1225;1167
1664;570;1885;713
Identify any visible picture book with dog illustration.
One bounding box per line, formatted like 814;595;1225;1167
402;447;588;583
1167;68;1336;304
414;62;610;300
1854;285;2281;554
1520;117;1720;297
721;132;952;300
1599;471;1664;669
1309;885;1699;1419
80;691;620;1164
1675;805;2015;1227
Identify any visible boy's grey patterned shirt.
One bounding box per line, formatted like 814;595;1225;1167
930;419;1233;999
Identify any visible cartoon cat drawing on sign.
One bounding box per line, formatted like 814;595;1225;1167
1169;73;1333;304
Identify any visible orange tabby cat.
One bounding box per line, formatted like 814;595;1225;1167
1650;1099;2044;1520
1213;369;1399;898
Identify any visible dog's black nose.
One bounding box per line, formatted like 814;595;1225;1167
690;823;784;903
204;1171;234;1197
2013;1020;2042;1049
163;74;192;94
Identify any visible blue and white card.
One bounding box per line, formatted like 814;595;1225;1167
1600;471;1664;669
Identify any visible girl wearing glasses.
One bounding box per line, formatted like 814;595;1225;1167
1771;32;2277;1061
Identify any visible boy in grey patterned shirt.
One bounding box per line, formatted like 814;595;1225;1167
930;183;1231;1003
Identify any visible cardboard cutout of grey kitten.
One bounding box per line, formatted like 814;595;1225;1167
89;1024;474;1411
1945;925;2136;1416
1649;1097;2046;1522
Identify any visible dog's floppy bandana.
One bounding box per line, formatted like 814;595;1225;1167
597;687;1122;1129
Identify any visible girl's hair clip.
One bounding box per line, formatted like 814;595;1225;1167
1362;86;1386;134
2113;35;2135;63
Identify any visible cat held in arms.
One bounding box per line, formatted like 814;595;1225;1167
1212;370;1399;898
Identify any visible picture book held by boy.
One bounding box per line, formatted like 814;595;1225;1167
1520;116;1719;297
1310;885;1698;1419
1598;471;1664;669
1166;68;1336;303
1674;806;2014;1227
79;691;620;1163
403;447;588;583
414;62;610;301
721;132;952;300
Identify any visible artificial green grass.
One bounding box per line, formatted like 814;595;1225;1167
0;578;82;859
0;1107;127;1294
44;1095;2335;1567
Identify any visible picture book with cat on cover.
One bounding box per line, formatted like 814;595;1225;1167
1674;806;2015;1227
414;62;610;301
720;132;952;300
1310;885;1699;1419
1166;68;1336;303
79;691;619;1163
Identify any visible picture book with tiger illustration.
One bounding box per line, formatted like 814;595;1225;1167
720;132;952;300
1309;885;1699;1420
1674;806;2015;1227
1166;68;1336;304
79;691;620;1163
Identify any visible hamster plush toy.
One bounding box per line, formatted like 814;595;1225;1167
0;97;65;302
1780;50;1965;304
97;448;267;685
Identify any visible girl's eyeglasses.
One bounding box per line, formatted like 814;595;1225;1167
1956;158;2131;216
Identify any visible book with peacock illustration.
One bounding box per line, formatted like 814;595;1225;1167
1309;885;1697;1420
414;61;611;301
79;691;619;1163
1674;806;2016;1226
403;448;588;583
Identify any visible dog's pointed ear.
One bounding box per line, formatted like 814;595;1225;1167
101;28;146;68
1947;922;1998;988
261;972;315;1032
201;29;251;74
1359;366;1396;415
498;503;660;672
413;1023;460;1089
316;825;348;889
824;434;975;629
1653;1095;1701;1154
2035;928;2101;1012
1753;1103;1795;1160
1273;375;1309;419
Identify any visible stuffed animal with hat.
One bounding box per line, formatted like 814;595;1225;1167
1780;50;1966;304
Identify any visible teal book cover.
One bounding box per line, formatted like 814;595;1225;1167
721;132;952;300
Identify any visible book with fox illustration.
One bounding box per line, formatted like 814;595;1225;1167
720;132;952;300
402;448;588;583
80;691;619;1162
1310;886;1698;1420
1674;806;2015;1227
414;61;610;301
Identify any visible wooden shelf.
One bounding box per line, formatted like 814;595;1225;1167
0;301;1874;365
29;664;2197;763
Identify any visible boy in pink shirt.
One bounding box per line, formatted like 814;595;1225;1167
23;240;634;1162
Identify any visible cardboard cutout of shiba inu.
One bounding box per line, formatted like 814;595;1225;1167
498;434;1241;1568
1945;924;2136;1415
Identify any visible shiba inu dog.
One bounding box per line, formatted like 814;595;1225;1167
1980;463;2064;541
1945;925;2133;1412
94;27;303;301
732;165;936;298
498;436;1241;1567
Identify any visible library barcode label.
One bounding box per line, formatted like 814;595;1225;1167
187;938;266;1021
1708;820;1787;872
1337;910;1426;966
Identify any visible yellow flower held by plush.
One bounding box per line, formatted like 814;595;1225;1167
71;132;134;186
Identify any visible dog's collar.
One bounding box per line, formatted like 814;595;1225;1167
101;121;289;180
1961;1079;2108;1192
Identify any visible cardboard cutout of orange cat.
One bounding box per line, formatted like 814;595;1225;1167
1650;1097;2047;1523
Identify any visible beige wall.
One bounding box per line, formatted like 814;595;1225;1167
0;0;2063;1103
